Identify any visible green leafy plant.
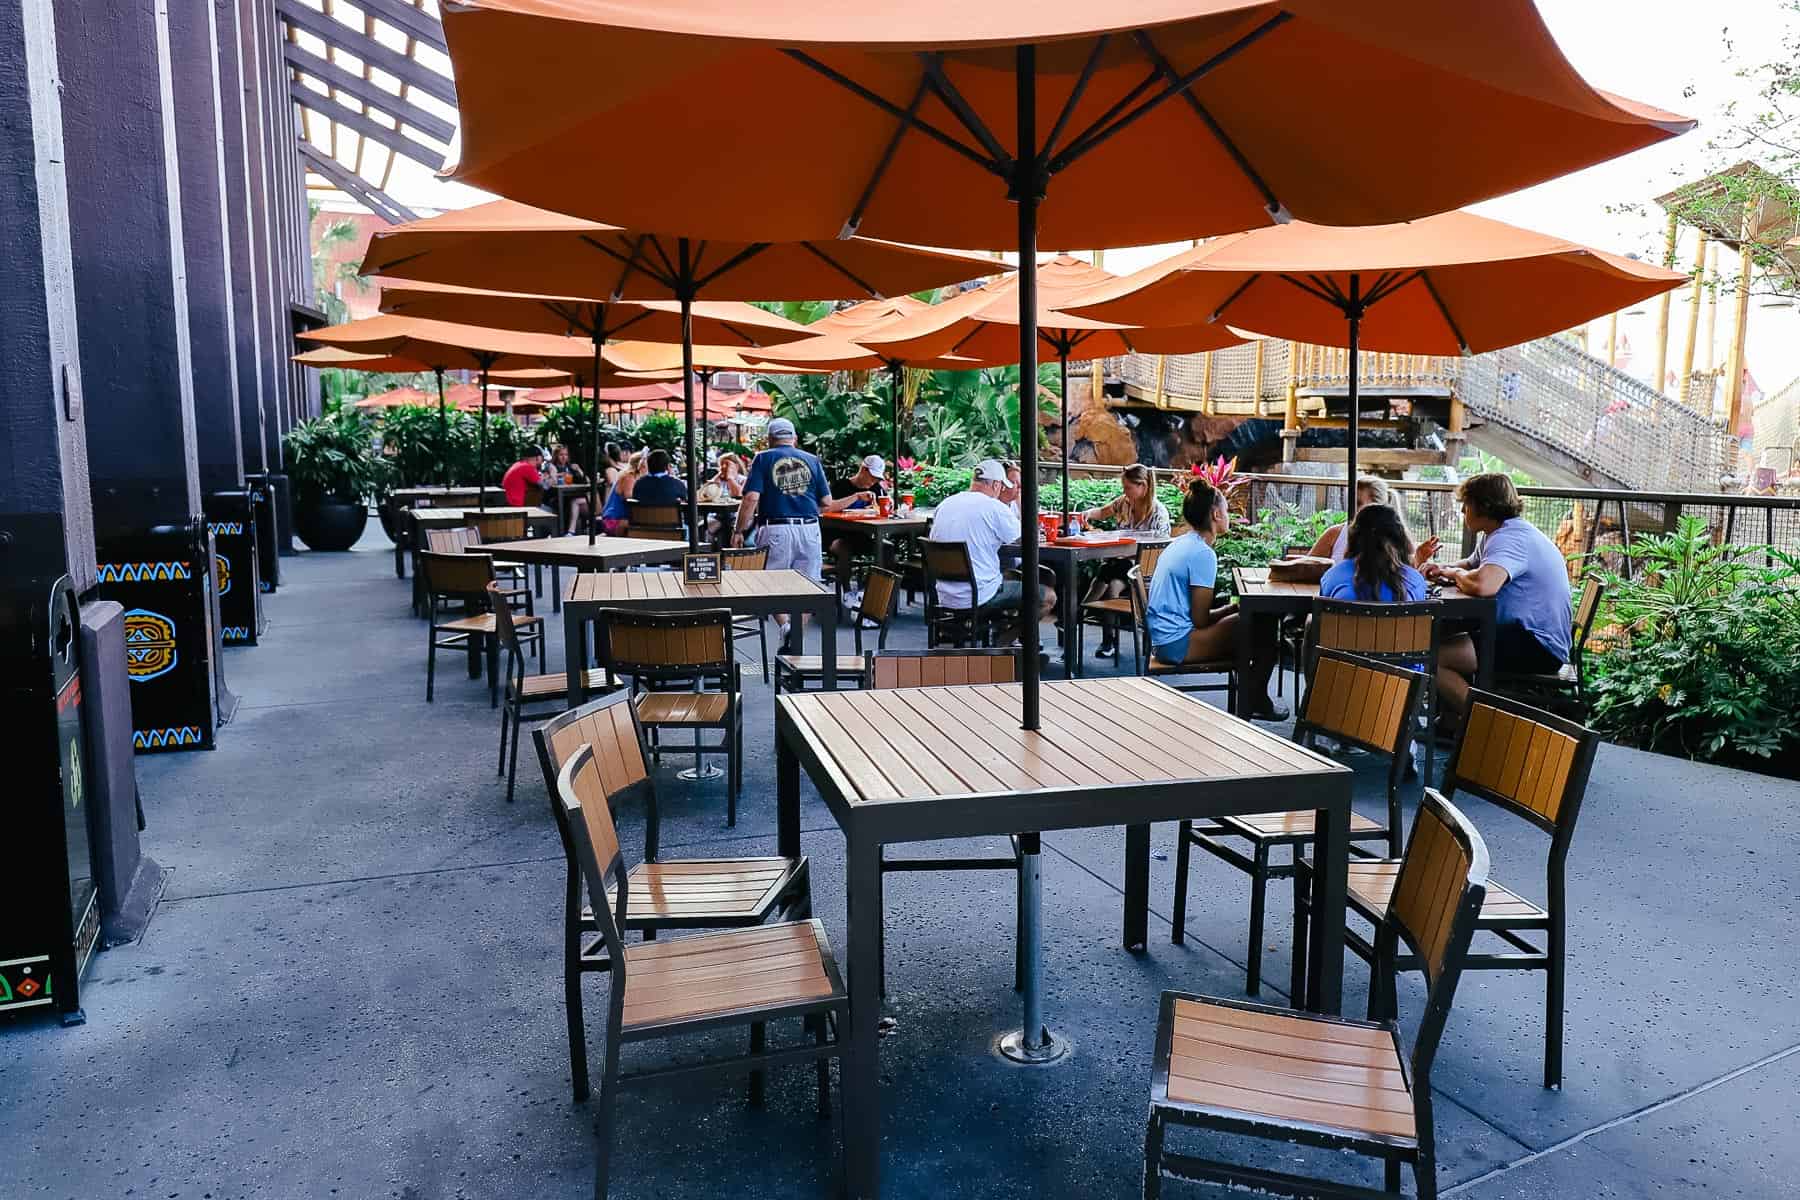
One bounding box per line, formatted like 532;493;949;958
378;404;472;487
533;397;630;474
284;409;385;507
1214;503;1343;599
761;374;890;473
632;411;686;458
1586;516;1800;768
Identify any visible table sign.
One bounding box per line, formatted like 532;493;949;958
683;552;722;584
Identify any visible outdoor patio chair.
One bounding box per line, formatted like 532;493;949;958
1079;541;1165;673
773;566;899;696
596;606;745;823
1304;597;1442;785
1172;649;1422;997
425;525;532;615
420;550;542;705
534;694;812;1103
1146;789;1490;1200
488;583;608;804
629;502;684;541
921;540;1009;647
1293;689;1600;1090
1129;565;1237;707
556;744;844;1198
868;647;1025;995
722;545;772;680
464;509;535;593
1494;576;1605;718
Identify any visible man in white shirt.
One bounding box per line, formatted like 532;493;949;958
929;459;1056;631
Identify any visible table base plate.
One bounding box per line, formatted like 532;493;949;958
676;764;725;781
996;1028;1070;1066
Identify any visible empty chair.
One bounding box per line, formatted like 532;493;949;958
489;582;609;804
1079;541;1164;673
556;744;844;1198
629;503;684;541
1145;789;1490;1200
1295;689;1600;1089
597;607;744;823
722;545;772;680
426;525;532;616
1130;565;1236;706
773;566;900;696
1305;597;1440;783
1172;649;1423;996
534;694;812;1103
419;550;542;704
464;508;534;593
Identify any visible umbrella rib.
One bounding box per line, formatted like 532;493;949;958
1048;12;1293;175
644;235;682;287
1281;272;1342;309
798;242;882;299
1416;270;1472;354
1361;269;1417;308
1131;30;1285;218
782;49;996;172
1212;272;1265;322
581;233;674;294
606;307;655;340
1044;66;1163;175
845;77;932;237
541;297;591;337
1040;34;1110;163
693;242;772;292
718;320;760;346
917;52;1012;168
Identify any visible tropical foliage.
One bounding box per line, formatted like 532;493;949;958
531;398;630;475
374;404;536;488
1214;504;1343;600
633;411;686;457
284;409;385;507
1586;517;1800;770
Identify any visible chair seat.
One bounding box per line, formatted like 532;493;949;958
774;654;869;677
1496;664;1579;687
620;920;841;1031
438;612;542;635
1341;859;1547;925
595;857;806;926
1214;810;1386;843
514;668;612;700
634;691;731;724
1081;597;1134;617
1147;657;1233;676
1157;996;1416;1143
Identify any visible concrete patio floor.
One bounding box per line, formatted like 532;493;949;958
5;529;1796;1199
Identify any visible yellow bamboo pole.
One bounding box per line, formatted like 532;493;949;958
1677;230;1707;406
1653;214;1677;393
1088;250;1106;407
1702;240;1720;372
1252;340;1266;415
1200;351;1214;415
1605;311;1618;368
1724;218;1754;432
1153;354;1167;408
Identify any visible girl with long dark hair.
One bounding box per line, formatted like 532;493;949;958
1319;503;1428;602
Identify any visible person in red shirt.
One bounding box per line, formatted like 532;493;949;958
501;453;544;507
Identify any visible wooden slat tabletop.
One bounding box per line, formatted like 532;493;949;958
478;535;684;564
1234;567;1319;598
567;568;828;605
410;506;546;523
818;513;930;531
781;675;1336;805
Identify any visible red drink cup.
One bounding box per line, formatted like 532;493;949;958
878;496;893;518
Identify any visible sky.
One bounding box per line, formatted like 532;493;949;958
353;0;1797;397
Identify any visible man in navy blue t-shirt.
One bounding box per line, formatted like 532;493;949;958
731;418;872;652
630;449;687;509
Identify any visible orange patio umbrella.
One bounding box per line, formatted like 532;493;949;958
1066;211;1689;485
359;198;998;543
606;341;829;464
433;0;1691;754
858;254;1247;525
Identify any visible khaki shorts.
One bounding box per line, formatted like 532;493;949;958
755;521;823;582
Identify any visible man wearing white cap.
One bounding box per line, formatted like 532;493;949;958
929;459;1057;645
733;417;874;653
827;455;890;603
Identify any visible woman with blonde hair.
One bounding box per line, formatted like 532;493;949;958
1079;463;1171;658
598;449;647;535
1307;475;1395;561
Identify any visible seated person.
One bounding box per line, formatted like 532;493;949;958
629;449;688;510
598;451;644;536
1079;463;1172;658
1318;503;1429;602
500;453;543;508
697;452;746;503
929;459;1056;642
828;454;889;588
1147;478;1284;720
1307;475;1395;562
1424;472;1572;718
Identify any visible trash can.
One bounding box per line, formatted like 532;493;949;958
94;523;220;752
205;490;263;644
0;575;101;1024
246;472;279;593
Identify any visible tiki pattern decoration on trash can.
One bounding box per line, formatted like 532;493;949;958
95;530;219;753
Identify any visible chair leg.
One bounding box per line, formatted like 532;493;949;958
593;1041;620;1200
1143;1112;1164;1200
506;702;524;804
876;855;887;999
758;619;770;684
1369;926;1400;1023
564;872;591;1103
426;632;437;702
488;636;500;708
1546;914;1566;1090
1246;842;1270;996
748;1021;766;1106
1385;1157;1402;1193
1170;822;1192;945
813;1012;831;1119
727;723;740;827
1414;1143;1438;1200
1290;859;1310;1008
496;699;510;777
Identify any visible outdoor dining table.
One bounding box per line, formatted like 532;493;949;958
387;486;505;576
473;535;686;612
775;674;1352;1200
562;568;839;702
818;510;930;581
408;506;557;611
1002;534;1163;678
1231;566;1498;718
541;481;595;533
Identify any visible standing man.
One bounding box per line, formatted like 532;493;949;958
732;418;872;653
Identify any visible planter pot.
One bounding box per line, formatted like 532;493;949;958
376;499;405;545
295;500;370;552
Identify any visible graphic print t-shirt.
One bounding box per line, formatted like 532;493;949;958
745;446;829;520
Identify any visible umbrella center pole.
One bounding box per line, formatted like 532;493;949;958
589;325;604;544
1345;274;1363;503
997;833;1067;1065
677;241;701;551
477;359;493;512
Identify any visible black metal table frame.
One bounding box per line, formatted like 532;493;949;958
775;697;1353;1200
387;488;504;578
563;580;841;703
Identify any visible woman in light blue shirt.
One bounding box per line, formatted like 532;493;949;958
1318;504;1429;603
1147;478;1285;720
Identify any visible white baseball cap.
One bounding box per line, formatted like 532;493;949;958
974;459;1007;483
861;454;886;479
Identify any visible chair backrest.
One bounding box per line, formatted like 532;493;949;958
1135;541;1166;581
556;746;630;999
1311;597;1439;658
1283;543;1314;559
598;607;733;677
535;693;660;859
466;511;527;542
1444;689;1600;843
425;525;479;554
722;545;768;570
1572;576;1604;641
633;503;682;529
1382;789;1488;1090
1127;565;1150;632
487;581;523;659
871;648;1019;689
859;566;901;627
1297;648;1425;763
420;550;494;599
523;480;545;509
921;539;976;586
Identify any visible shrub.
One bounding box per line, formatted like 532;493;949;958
285;409;385;507
1586;516;1800;769
1213;503;1342;599
633;411;685;457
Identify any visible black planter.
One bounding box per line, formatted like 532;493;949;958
376;499;404;545
294;500;370;552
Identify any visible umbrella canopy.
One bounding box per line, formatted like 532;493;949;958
377;280;815;348
353;376;569;411
1065;211;1689;483
439;1;1692;250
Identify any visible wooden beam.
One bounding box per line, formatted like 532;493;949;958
275;0;455;106
290;83;446;170
298;141;418;223
283;41;454;142
1295;447;1447;467
1678;230;1707;406
344;0;448;53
